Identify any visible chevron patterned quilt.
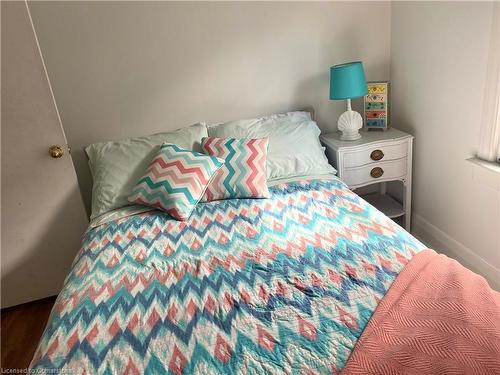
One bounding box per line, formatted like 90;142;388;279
31;178;425;374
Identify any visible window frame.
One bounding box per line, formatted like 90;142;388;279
477;2;500;164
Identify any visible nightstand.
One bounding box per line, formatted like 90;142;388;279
320;128;413;231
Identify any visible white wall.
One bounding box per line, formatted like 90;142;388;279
391;2;500;289
28;1;392;214
23;1;498;291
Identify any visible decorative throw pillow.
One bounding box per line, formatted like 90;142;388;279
207;114;336;182
201;137;269;202
128;143;223;220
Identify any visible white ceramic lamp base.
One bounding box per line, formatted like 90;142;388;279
337;99;362;141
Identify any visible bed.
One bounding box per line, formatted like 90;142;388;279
30;113;500;374
29;175;419;373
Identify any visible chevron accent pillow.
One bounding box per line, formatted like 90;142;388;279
128;143;224;220
201;137;269;202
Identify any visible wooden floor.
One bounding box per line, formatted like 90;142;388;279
1;296;56;370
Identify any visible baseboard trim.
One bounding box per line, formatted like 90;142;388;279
411;213;500;291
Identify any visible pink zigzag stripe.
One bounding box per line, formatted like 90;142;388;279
148;165;206;191
202;137;216;153
153;158;211;184
203;137;227;158
204;167;226;201
245;139;266;196
213;138;229;157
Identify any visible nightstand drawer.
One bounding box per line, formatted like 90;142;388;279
343;141;408;168
342;158;407;187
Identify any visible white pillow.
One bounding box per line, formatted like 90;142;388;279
207;112;336;181
85;123;208;220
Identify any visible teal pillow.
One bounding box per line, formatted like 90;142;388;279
85;124;207;220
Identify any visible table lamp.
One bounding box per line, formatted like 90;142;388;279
329;61;368;141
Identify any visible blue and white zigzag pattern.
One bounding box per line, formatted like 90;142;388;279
31;178;425;374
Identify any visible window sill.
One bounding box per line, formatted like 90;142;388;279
467;157;500;191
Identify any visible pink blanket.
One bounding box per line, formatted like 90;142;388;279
342;249;500;375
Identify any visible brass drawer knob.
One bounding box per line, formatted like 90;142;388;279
370;167;384;178
370;149;384;161
49;145;64;158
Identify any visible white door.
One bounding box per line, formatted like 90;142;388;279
1;1;88;308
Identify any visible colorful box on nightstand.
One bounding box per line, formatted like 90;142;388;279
364;82;389;130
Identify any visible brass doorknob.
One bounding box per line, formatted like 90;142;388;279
49;145;64;158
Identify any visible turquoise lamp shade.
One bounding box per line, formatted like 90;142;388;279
329;61;368;100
